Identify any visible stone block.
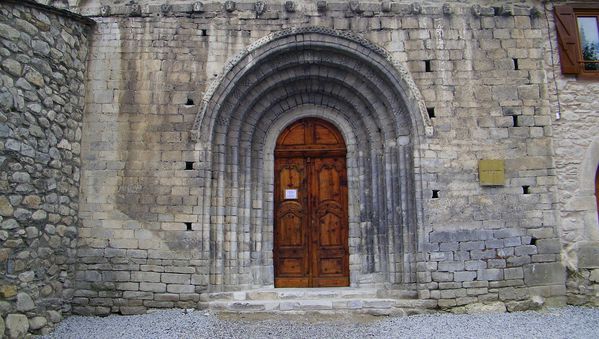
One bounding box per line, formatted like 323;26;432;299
123;291;153;300
507;255;531;267
503;237;522;247
154;293;179;302
132;272;161;283
0;285;17;298
46;310;62;323
487;259;506;269
28;316;47;330
498;287;529;301
166;284;195;293
161;273;190;284
515;245;537;256
477;269;503;281
577;242;599;268
494;228;524;239
523;263;565;286
140;282;166;293
504;267;524;280
6;314;28;338
465;302;506;314
536;239;561;254
460;241;485;251
454;271;477;282
430;252;453;261
485;239;504;249
16;292;35;312
432;272;453;282
471;249;496;260
429;231;455;243
438;261;464;272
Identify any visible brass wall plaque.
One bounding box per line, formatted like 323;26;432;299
479;159;505;186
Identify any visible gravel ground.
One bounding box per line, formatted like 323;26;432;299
44;306;599;339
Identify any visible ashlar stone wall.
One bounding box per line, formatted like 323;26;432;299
0;0;93;336
73;0;568;316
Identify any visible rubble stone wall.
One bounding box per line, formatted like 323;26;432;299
0;0;93;336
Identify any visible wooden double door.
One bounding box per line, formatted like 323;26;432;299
274;118;349;287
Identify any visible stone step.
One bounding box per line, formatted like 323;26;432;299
201;288;417;302
202;297;438;314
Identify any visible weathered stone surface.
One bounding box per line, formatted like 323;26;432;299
28;316;47;330
16;293;35;312
465;302;507;314
0;285;17;299
6;314;28;339
524;263;565;286
47;310;62;323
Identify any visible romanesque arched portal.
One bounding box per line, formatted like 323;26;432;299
191;27;431;291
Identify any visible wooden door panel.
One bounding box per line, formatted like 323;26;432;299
312;157;348;285
278;211;303;246
274;158;308;286
274;118;348;288
318;212;342;246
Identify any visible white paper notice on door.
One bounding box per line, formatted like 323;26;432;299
285;189;298;199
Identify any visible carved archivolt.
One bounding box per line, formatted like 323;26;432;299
191;26;432;143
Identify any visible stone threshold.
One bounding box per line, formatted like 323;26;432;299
199;288;438;315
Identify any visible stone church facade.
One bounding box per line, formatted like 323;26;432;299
1;0;598;336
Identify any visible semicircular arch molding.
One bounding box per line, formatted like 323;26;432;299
191;26;433;146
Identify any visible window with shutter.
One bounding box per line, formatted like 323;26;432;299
554;4;599;77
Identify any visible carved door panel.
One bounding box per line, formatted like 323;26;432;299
311;157;349;287
274;118;349;288
274;158;309;287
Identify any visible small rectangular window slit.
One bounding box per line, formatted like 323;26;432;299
201;29;208;36
512;115;518;127
513;58;519;70
424;60;432;72
185;161;194;170
185;222;192;231
432;190;440;199
522;185;530;194
185;98;194;106
427;107;435;118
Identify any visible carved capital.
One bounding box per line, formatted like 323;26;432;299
285;1;296;13
224;1;236;12
410;2;421;15
192;2;204;13
349;1;363;14
255;1;266;15
317;0;327;13
100;5;111;16
128;3;142;16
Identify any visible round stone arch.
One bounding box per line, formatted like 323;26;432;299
191;26;433;145
192;27;429;291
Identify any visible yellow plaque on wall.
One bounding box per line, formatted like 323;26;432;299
479;159;505;186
